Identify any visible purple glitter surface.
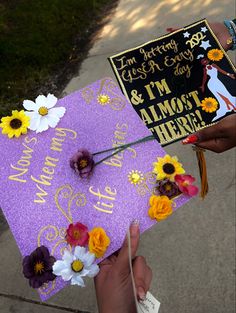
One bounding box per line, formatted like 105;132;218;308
0;78;190;300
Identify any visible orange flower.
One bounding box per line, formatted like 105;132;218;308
207;49;224;62
148;195;173;221
89;227;110;258
201;97;218;113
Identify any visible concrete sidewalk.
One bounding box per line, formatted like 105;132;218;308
1;0;235;312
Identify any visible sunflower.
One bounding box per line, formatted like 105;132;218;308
207;49;224;62
201;97;218;113
0;110;30;138
153;155;185;181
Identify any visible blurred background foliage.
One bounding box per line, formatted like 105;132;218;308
0;0;113;117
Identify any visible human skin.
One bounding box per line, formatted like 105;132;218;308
94;221;152;313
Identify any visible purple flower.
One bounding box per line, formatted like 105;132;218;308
22;246;56;289
154;179;181;198
70;149;95;178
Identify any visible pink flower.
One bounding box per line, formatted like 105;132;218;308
66;222;89;247
175;174;199;197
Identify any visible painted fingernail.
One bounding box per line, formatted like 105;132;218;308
138;287;146;301
131;219;139;226
182;134;198;145
130;219;139;235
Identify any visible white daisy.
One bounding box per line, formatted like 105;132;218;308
23;94;66;133
52;246;99;287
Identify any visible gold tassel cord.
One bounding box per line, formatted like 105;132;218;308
192;146;208;199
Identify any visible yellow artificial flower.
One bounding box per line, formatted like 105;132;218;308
97;94;110;105
128;170;144;185
148;195;173;221
153;154;185;181
201;97;218;113
0;110;30;138
89;227;110;258
207;49;224;62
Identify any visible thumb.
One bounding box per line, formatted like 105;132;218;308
116;220;140;275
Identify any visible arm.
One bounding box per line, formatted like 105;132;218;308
212;64;235;79
200;66;207;93
209;22;233;51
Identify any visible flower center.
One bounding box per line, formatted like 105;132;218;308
38;106;49;116
98;95;110;104
73;230;80;239
79;159;88;169
164;183;172;191
163;163;175;174
10;118;22;129
131;173;140;183
206;101;213;108
71;260;84;273
34;261;44;274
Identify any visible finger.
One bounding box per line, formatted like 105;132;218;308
144;266;152;292
182;123;224;145
196;138;234;153
166;27;179;33
194;124;222;142
116;220;140;274
133;256;152;300
133;256;147;300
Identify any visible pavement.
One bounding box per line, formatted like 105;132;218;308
0;0;235;312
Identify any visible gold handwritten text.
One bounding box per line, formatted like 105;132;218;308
103;123;137;168
149;108;206;144
33;127;77;204
8;136;37;183
139;39;179;60
186;32;206;49
89;185;117;214
140;90;202;126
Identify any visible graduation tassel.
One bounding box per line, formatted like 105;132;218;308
192;146;208;199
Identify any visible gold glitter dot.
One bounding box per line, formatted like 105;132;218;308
97;94;110;105
128;170;144;185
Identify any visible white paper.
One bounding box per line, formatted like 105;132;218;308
137;291;161;313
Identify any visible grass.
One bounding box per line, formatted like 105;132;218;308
0;0;114;117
